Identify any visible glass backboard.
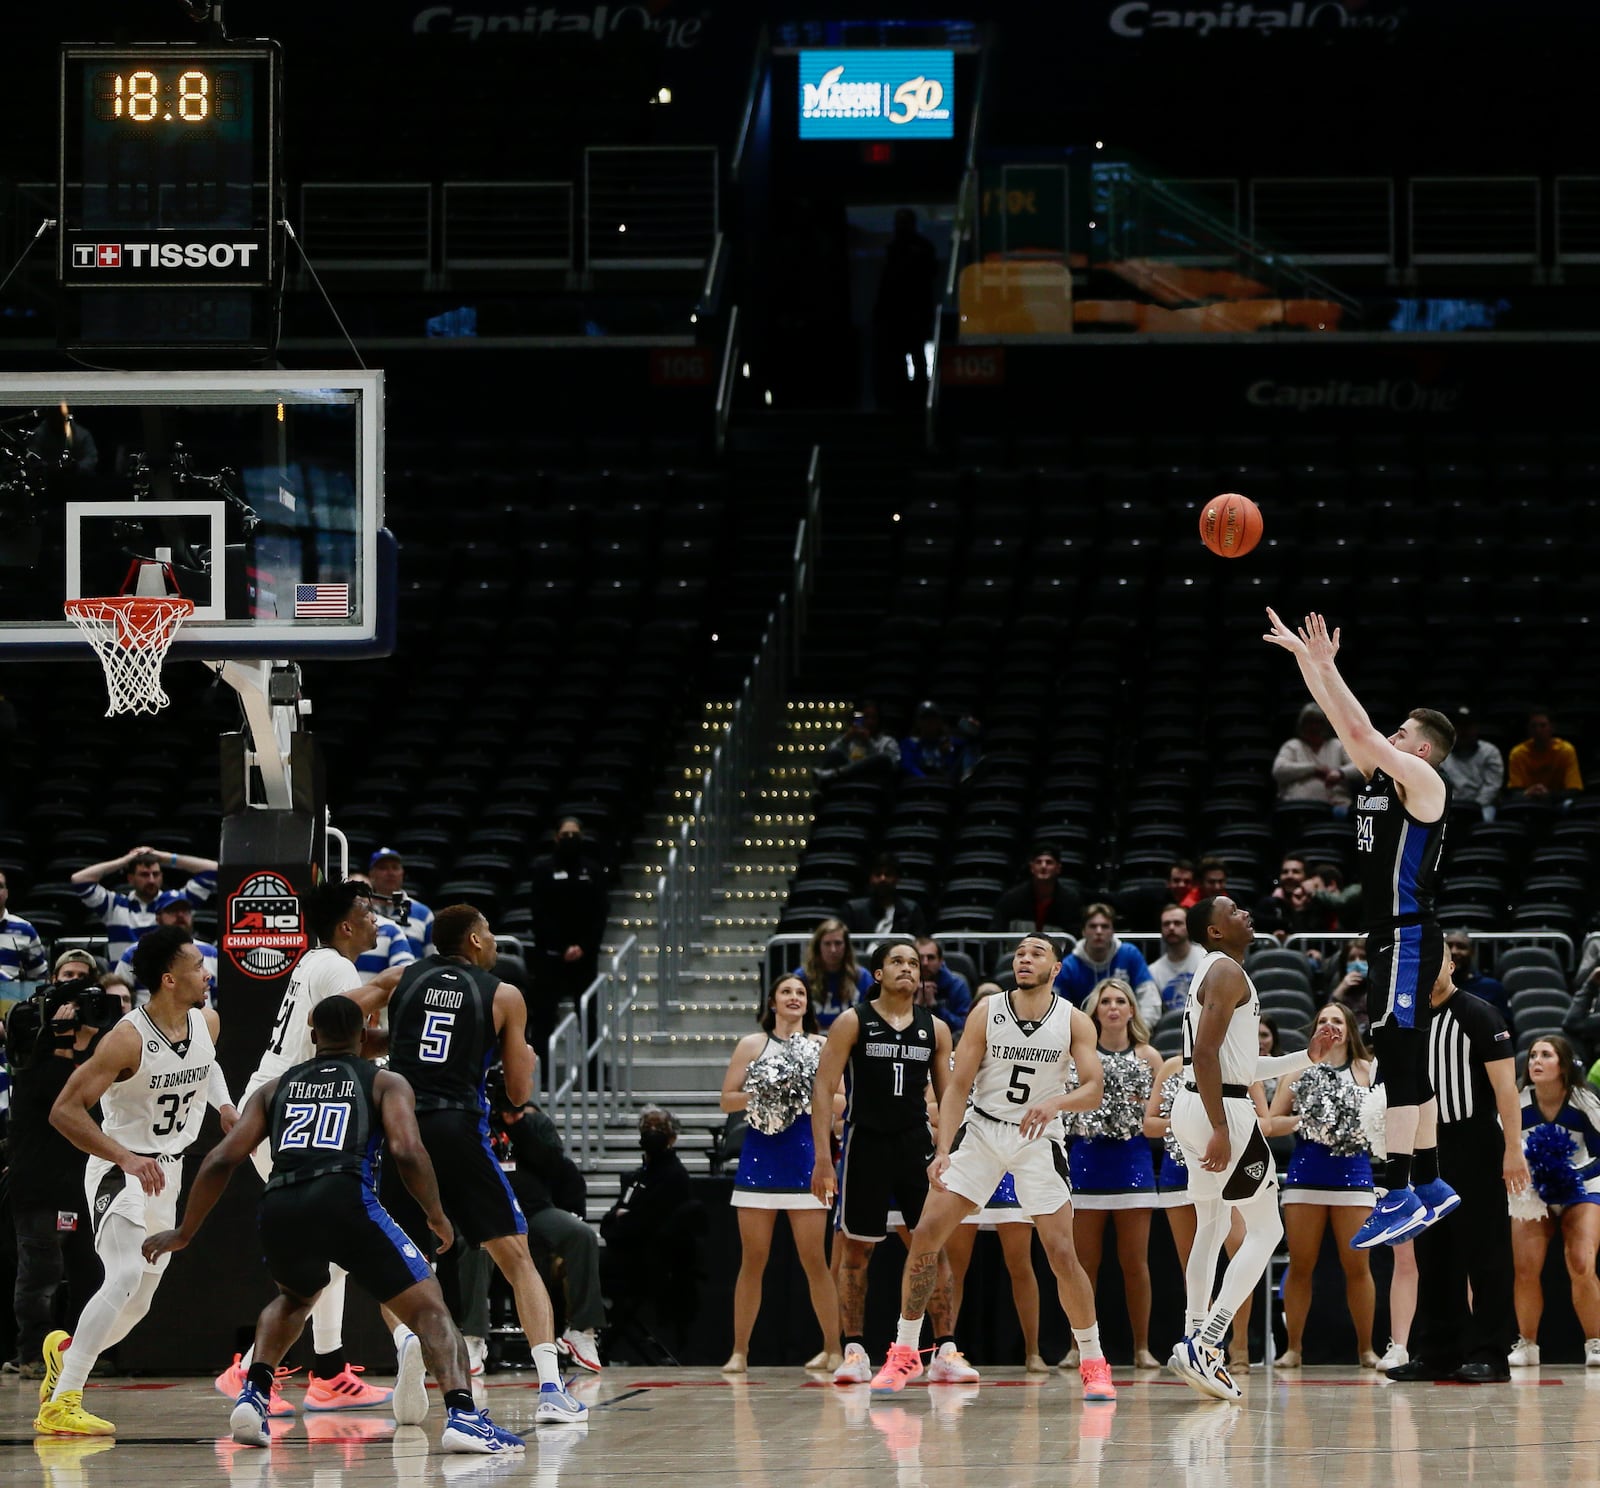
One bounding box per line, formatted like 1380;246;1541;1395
0;370;392;658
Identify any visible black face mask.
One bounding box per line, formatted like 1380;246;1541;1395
640;1128;672;1156
556;838;581;863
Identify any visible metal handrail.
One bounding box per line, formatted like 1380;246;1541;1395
714;304;741;455
545;1007;588;1164
730;24;769;186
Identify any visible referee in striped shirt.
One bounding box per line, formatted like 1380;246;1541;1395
1388;944;1531;1382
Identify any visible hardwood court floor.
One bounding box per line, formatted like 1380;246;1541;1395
5;1365;1600;1488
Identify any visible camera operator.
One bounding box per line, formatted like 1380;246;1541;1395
487;1066;604;1373
5;950;123;1376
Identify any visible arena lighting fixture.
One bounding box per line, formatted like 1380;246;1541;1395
1095;139;1104;148
657;87;672;103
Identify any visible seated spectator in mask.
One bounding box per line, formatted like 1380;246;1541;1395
1054;903;1160;1025
813;700;900;785
1148;903;1205;1012
841;853;927;937
1439;706;1504;822
1273;703;1362;814
1444;930;1509;1027
1506;707;1584;801
600;1107;694;1302
914;935;972;1035
491;1077;605;1374
899;700;982;782
989;845;1083;936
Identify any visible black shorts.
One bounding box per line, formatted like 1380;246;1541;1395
379;1108;527;1257
838;1124;934;1242
258;1175;433;1306
1367;923;1438;1107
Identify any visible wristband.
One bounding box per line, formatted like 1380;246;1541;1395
170;854;178;867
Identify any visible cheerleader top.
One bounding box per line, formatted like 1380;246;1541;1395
1520;1086;1600;1180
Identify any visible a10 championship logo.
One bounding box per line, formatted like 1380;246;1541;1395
222;871;309;980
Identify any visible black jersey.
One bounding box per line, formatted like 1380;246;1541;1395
1355;767;1452;927
845;1001;939;1134
265;1055;381;1192
387;958;501;1114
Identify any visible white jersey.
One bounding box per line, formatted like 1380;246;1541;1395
245;947;361;1099
969;990;1073;1124
1182;951;1261;1089
100;1006;217;1158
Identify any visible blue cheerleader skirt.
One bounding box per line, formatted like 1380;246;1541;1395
1069;1132;1158;1211
1155;1148;1189;1209
961;1171;1029;1228
733;1116;825;1210
1281;1139;1374;1207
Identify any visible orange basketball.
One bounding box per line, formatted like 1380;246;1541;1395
1198;493;1264;558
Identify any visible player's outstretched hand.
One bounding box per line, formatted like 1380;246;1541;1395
1298;611;1340;663
810;1158;836;1208
1201;1126;1231;1173
141;1228;187;1264
1262;607;1305;657
124;1154;166;1196
1305;1024;1340;1064
927;1153;951;1192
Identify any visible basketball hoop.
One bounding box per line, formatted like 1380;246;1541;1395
64;596;195;716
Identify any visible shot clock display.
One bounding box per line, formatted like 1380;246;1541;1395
59;44;280;289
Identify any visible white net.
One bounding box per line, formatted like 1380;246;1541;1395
64;596;195;716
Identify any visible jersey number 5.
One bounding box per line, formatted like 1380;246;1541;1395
419;1010;455;1064
1005;1065;1036;1104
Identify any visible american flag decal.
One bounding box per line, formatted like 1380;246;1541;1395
294;583;349;618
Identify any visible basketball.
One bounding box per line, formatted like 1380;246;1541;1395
1198;493;1264;558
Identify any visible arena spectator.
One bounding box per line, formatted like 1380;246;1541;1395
1197;857;1229;899
841;853;928;937
527;817;611;1059
989;845;1083;936
1563;946;1600;1067
494;1082;605;1374
69;844;217;967
1148;903;1205;1012
1166;860;1200;910
1305;861;1360;934
1445;930;1510;1026
110;897;218;1007
367;847;435;957
813;700;899;785
797;918;873;1029
1268;881;1337;944
1440;707;1504;822
347;870;418;981
914;936;972;1034
1253;856;1309;938
1324;938;1371;1037
1054;903;1160;1024
0;869;47;982
1506;708;1584;800
898;700;982;782
1272;703;1361;813
599;1106;694;1312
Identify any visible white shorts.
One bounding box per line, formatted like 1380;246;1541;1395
85;1153;181;1274
1171;1087;1276;1205
942;1110;1072;1219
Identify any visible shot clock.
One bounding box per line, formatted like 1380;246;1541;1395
58;44;281;290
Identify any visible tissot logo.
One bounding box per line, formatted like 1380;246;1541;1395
70;242;260;270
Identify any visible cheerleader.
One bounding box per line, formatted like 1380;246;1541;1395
1067;978;1164;1368
1268;1003;1379;1368
1509;1035;1600;1368
1145;1054;1274;1371
719;975;841;1373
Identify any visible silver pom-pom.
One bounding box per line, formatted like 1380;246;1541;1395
744;1033;822;1136
1159;1070;1186;1167
1061;1057;1082;1139
1292;1065;1369;1156
1359;1084;1388;1162
1081;1049;1153;1144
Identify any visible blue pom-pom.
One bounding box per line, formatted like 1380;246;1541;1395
1526;1122;1584;1208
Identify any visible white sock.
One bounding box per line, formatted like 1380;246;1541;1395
310;1268;347;1356
532;1340;562;1389
896;1316;923;1351
393;1321;414;1350
240;1345;255;1371
1073;1325;1104;1363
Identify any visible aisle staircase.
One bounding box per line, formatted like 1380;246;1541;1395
578;699;845;1218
